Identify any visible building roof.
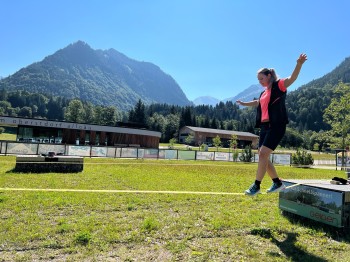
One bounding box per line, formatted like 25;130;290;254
0;116;161;138
183;126;258;138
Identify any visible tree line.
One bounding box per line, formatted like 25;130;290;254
0;83;349;151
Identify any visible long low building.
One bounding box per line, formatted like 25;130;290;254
0;116;161;148
179;126;259;148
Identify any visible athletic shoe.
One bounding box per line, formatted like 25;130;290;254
330;180;341;185
332;177;348;185
267;182;286;193
245;183;261;196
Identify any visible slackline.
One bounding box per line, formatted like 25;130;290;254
0;187;262;195
0;183;312;195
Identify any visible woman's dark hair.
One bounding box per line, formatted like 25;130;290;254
257;68;278;83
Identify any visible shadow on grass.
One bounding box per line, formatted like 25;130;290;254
251;228;328;262
5;168;82;174
251;210;350;262
282;211;350;241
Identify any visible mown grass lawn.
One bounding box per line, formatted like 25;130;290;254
0;156;349;261
0;132;16;141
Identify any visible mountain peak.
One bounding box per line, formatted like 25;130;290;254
0;41;192;111
63;40;94;53
193;96;220;106
223;84;262;104
193;84;263;106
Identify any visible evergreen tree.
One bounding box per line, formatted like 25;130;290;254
210;118;218;129
179;106;193;128
203;115;210;128
128;99;146;125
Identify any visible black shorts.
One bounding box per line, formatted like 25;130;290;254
258;123;286;150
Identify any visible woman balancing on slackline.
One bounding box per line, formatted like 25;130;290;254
236;53;307;196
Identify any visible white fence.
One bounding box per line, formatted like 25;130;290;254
0;141;292;165
314;160;336;165
336;155;350;167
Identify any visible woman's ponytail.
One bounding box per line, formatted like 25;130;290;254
269;68;278;82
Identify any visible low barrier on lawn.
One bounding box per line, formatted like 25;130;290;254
0;141;292;165
14;154;84;173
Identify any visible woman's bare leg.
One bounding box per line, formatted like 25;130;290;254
255;145;273;181
266;159;278;179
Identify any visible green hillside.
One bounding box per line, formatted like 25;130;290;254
0;41;191;111
287;57;350;131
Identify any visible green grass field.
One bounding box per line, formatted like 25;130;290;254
0;156;349;261
0;132;16;141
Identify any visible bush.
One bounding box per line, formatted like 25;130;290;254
239;146;253;162
168;138;177;149
232;150;239;162
0;127;4;134
292;149;314;166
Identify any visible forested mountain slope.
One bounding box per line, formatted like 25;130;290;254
287;57;350;132
0;41;191;111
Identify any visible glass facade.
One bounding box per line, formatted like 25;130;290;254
17;126;63;144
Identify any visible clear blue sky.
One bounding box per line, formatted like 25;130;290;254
1;0;349;101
